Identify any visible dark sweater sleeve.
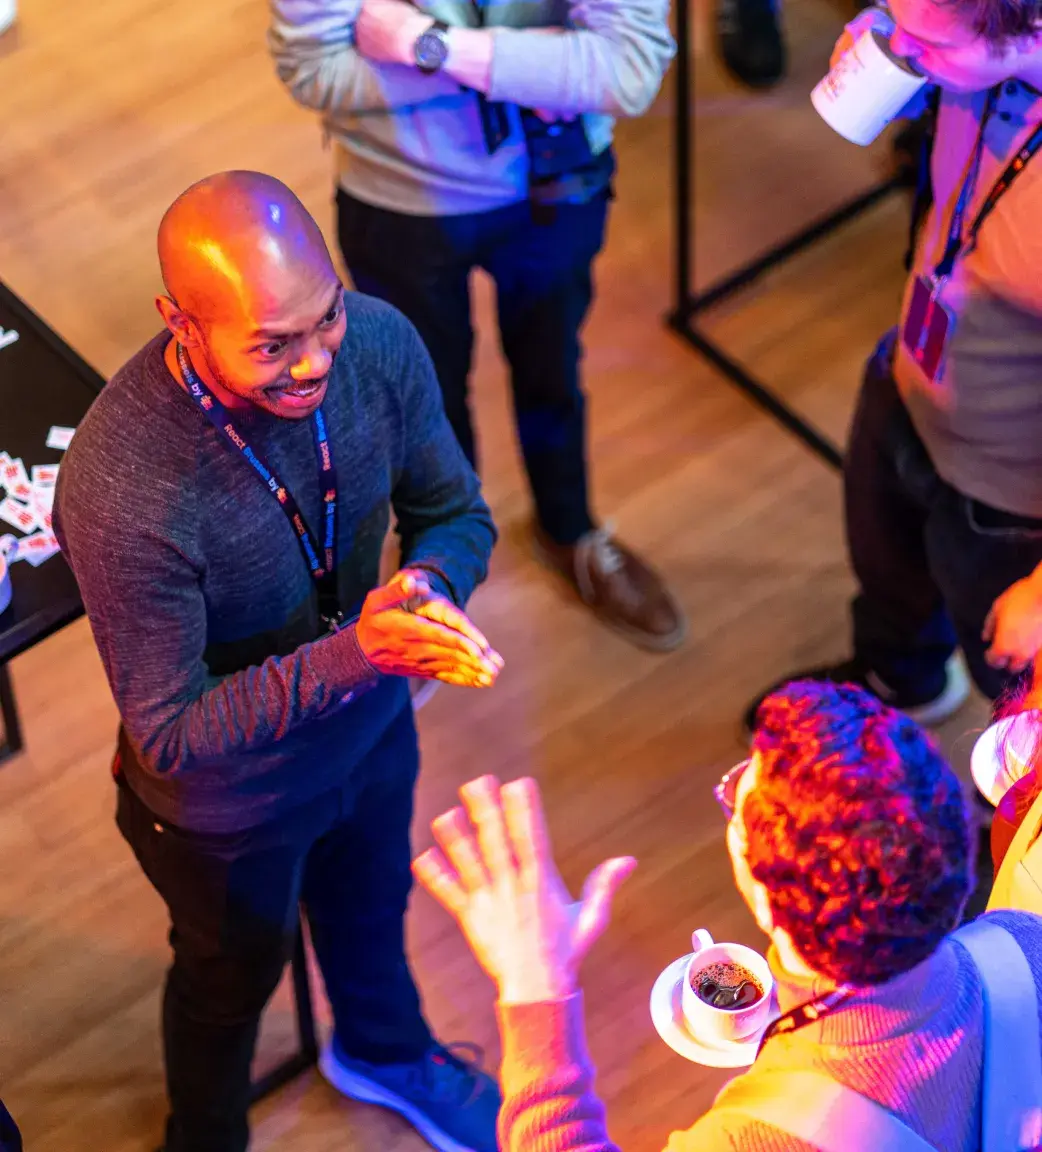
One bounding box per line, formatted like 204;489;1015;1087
54;472;378;778
388;314;497;608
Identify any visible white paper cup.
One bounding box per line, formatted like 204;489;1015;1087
0;0;16;35
971;712;1042;807
811;25;926;146
681;929;774;1044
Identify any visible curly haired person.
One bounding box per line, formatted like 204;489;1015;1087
413;681;1042;1151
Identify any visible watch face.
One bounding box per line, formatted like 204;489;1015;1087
415;28;449;73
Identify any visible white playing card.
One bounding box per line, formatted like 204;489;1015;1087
17;531;59;566
0;457;31;501
46;426;76;451
30;492;53;533
0;496;40;534
31;464;60;487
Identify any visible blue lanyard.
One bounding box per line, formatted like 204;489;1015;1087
934;89;1042;281
176;344;342;631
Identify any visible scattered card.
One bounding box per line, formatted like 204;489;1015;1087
31;464;60;487
17;530;60;566
0;496;40;535
30;492;53;533
0;456;31;502
46;426;76;451
31;483;55;509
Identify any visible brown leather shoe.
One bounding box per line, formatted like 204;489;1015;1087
534;525;688;652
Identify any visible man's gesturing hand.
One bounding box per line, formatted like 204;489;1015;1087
356;568;503;688
412;775;636;1005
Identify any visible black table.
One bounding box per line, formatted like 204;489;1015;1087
0;279;103;763
0;279;318;1103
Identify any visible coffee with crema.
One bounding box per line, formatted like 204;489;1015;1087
690;960;763;1010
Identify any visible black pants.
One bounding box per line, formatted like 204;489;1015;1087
116;707;431;1152
0;1101;20;1152
337;187;610;547
847;333;1042;702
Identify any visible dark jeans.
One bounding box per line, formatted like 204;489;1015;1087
116;707;431;1152
847;332;1042;702
337;187;611;546
0;1101;20;1152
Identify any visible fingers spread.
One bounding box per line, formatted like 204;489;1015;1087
431;806;491;890
460;776;517;880
501;777;552;877
572;857;637;959
412;848;468;917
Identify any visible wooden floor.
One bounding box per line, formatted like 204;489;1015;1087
0;0;993;1149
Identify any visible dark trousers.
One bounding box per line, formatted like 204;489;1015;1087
116;707;432;1152
847;333;1042;702
0;1101;20;1152
337;187;611;547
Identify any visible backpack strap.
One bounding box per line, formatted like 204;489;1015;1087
710;1069;937;1152
950;919;1042;1152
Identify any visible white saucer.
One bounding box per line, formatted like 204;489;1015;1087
649;954;779;1069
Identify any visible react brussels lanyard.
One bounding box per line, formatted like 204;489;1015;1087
176;343;342;632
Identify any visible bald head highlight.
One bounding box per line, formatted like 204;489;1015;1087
157;171;334;324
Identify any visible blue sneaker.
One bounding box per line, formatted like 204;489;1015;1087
319;1038;501;1152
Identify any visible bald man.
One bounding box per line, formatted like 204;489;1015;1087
54;171;502;1152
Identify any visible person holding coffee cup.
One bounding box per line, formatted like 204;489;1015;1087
747;0;1042;739
413;680;1042;1150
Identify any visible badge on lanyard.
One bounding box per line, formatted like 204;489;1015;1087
898;88;1042;384
900;274;956;383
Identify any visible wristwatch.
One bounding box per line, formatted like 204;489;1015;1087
414;19;450;74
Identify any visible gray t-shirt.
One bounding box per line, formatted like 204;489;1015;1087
895;81;1042;517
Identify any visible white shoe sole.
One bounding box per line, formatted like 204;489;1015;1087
880;652;972;727
318;1044;476;1152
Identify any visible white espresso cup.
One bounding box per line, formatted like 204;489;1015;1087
811;16;926;146
0;0;16;36
971;711;1042;807
681;929;774;1045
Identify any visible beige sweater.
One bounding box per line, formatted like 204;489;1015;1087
495;910;1042;1151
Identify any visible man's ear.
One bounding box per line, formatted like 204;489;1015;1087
155;295;201;347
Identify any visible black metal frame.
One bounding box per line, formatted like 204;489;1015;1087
250;925;320;1103
0;664;22;764
666;0;903;473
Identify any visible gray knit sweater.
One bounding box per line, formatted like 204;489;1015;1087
54;293;496;833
